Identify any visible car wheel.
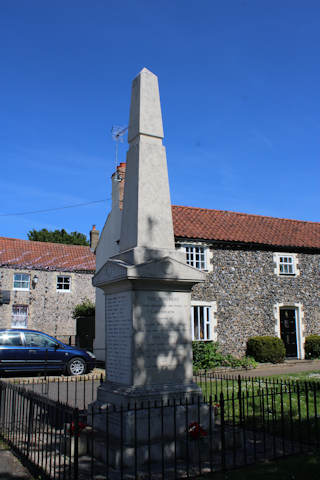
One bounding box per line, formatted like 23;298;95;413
67;357;86;376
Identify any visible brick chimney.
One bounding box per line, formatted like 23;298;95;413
111;162;126;210
90;225;99;252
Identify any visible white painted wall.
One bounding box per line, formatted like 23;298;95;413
93;175;122;361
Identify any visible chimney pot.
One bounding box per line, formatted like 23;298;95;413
90;225;99;252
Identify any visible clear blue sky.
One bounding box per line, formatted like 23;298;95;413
1;0;319;241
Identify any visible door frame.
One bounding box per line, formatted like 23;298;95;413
274;303;304;359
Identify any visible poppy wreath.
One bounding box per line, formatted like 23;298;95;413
188;422;207;440
69;421;87;436
213;403;220;415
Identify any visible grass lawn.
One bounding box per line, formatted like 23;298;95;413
196;452;320;479
196;372;320;446
193;372;320;479
270;370;320;382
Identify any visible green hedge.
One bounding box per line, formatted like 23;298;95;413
246;336;285;363
305;335;320;359
192;341;256;370
72;298;95;319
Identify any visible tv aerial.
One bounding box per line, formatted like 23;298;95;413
111;125;128;181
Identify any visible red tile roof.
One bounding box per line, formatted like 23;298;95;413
172;206;320;249
0;237;95;272
1;207;319;271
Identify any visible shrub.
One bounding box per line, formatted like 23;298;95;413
72;299;95;319
224;354;257;370
192;341;224;370
246;336;285;363
192;341;257;371
305;335;320;359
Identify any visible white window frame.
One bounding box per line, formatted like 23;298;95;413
183;244;208;270
190;301;217;341
11;305;28;328
13;273;30;291
273;253;299;276
56;275;71;292
273;303;304;359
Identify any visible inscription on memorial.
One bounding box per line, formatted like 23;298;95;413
106;292;132;384
133;292;191;382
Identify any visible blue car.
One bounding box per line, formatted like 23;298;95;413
0;329;96;376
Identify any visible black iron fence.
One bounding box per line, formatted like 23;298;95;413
194;370;320;402
4;374;105;410
195;371;320;449
0;380;76;480
1;373;320;479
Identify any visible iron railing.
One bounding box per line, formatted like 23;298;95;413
4;373;105;410
0;380;75;479
0;373;319;479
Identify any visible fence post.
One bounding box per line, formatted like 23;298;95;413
26;395;34;458
220;392;225;471
0;382;3;429
238;376;242;425
73;408;79;480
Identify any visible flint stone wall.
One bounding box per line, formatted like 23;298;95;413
0;267;95;337
190;247;320;357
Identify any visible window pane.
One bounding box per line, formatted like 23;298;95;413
185;246;205;269
13;273;30;289
206;323;210;340
57;276;71;290
191;306;212;341
24;333;57;348
199;307;204;339
12;306;28;327
0;332;22;346
193;307;199;340
279;256;294;275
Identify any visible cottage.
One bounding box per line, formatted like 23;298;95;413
94;163;320;361
0;231;97;344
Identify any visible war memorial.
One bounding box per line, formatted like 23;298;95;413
91;68;211;468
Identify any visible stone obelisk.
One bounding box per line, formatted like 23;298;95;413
93;68;206;407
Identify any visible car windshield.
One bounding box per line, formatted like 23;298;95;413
24;332;58;348
0;332;23;346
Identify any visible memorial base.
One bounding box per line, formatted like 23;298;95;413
95;380;203;406
87;380;215;470
88;402;215;470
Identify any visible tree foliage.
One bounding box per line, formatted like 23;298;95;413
72;299;95;319
28;228;89;246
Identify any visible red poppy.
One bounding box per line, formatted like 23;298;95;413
69;421;87;436
188;422;207;440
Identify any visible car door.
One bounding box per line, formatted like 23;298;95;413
22;332;67;372
0;331;25;372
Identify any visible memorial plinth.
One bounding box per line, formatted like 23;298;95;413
93;254;205;406
91;68;209;470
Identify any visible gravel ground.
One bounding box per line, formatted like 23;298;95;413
0;440;33;479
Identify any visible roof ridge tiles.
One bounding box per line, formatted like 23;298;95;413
172;205;319;226
0;236;91;249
